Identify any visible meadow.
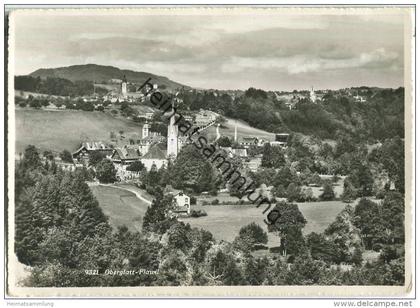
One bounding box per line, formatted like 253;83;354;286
180;200;348;247
89;185;150;233
15;109;143;154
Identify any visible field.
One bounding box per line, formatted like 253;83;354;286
89;185;150;233
204;116;275;141
15;109;143;154
15;109;276;155
180;200;347;248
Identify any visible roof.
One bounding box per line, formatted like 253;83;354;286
83;142;112;151
72;141;113;156
113;147;141;160
142;144;167;160
241;137;258;142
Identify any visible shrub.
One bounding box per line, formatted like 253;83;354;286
210;199;220;205
319;181;335;201
190;196;197;205
190;210;207;218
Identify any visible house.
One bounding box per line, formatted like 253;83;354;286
140;143;167;171
240;137;266;148
172;192;191;215
246;155;262;172
270;133;289;147
72;142;114;164
354;95;367;102
145;112;154;120
111;146;142;166
232;147;248;157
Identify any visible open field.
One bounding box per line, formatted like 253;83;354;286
15;109;143;153
90;185;150;233
297;201;347;234
180;200;347;247
204;116;275;141
15;109;275;155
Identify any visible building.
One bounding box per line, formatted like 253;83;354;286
144;112;154;120
110;146;142;166
121;75;128;99
354;95;367;102
141;144;168;171
240;137;267;148
172;192;191;215
310;86;317;103
270;133;289;147
167;104;179;159
142;122;150;139
246;155;262;172
72;142;114;164
232;147;248;157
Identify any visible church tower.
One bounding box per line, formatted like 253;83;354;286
121;75;128;99
167;102;178;159
310;86;316;103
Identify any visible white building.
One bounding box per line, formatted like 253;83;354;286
140;144;167;171
121;75;128;99
173;192;191;215
310;86;317;103
167;104;179;159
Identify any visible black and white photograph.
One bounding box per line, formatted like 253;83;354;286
5;5;415;300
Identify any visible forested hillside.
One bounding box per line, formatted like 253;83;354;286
176;87;404;142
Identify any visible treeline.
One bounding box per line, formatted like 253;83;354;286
15;75;98;97
176;87;404;141
15;145;404;287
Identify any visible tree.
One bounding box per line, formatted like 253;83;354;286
353;198;384;249
286;183;303;202
60;150;73;163
21;145;42;170
348;163;374;197
320;181;335;201
216;136;232;147
243;256;270;285
95;159;117;183
171;145;215;193
89;151;106;167
43;150;54;161
325;205;363;263
266;201;307;256
142;195;175;234
126;161;145;172
146;164;160;187
306;232;337;263
341;179;357;203
261;144;285;169
233;223;268;251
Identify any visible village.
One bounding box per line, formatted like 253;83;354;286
66;76;293;217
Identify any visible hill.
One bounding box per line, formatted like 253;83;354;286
15;109;144;154
15;108;275;155
29;63;187;91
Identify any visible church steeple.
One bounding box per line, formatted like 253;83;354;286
121;75;128;98
167;101;178;159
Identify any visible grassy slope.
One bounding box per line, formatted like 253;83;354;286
90;185;150;233
15;109;143;154
180;200;347;247
204;116;275;141
15;109;276;154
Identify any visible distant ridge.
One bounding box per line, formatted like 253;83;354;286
29;64;188;91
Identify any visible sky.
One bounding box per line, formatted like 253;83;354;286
11;9;408;91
